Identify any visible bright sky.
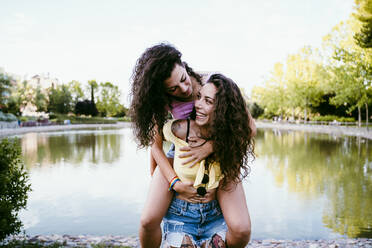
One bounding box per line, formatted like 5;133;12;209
0;0;354;106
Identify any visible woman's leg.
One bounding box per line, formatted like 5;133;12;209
139;166;173;248
217;182;251;248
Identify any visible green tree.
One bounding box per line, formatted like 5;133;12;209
87;80;98;104
68;80;84;106
35;85;48;112
47;84;73;114
96;82;124;117
252;62;289;119
353;0;372;48
0;138;31;241
323;20;372;127
0;73;12;111
285;47;325;122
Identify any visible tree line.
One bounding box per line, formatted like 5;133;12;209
251;0;371;127
0;75;127;118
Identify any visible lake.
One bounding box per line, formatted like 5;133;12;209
11;127;372;239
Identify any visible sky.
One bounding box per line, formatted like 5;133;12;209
0;0;355;106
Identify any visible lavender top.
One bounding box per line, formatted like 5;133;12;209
168;100;195;119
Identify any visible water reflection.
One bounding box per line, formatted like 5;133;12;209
13;127;372;238
17;128;150;236
255;129;372;238
21;129;123;168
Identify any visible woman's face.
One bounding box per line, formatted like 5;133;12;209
164;64;193;101
194;83;217;127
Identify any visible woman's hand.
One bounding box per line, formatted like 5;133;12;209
173;181;216;203
179;140;213;167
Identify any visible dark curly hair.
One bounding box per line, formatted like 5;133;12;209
129;43;201;148
206;74;255;185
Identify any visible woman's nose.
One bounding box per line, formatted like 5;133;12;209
180;83;188;93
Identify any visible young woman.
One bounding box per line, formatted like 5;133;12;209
130;43;255;248
161;73;255;247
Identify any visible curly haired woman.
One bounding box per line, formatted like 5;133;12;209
130;43;256;248
161;74;255;247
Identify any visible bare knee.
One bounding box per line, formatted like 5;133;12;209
140;214;162;231
228;222;251;243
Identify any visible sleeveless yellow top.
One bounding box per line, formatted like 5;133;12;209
163;119;223;190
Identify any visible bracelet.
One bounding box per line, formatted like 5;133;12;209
168;177;180;191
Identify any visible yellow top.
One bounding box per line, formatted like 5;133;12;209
163;119;223;190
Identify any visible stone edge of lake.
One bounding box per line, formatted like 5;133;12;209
0;122;132;138
2;235;372;247
256;121;372;140
1;121;371;140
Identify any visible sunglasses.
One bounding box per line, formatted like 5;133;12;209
197;171;210;196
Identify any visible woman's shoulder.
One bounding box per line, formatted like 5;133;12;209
171;119;188;141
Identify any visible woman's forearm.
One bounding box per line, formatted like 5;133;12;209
151;131;177;183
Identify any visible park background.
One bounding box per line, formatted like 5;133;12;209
0;0;371;247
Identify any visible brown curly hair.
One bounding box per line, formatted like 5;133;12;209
129;43;201;148
206;74;255;185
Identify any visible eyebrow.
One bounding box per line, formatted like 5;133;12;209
205;96;215;101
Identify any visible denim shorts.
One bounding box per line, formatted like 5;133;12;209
166;143;175;158
162;197;227;247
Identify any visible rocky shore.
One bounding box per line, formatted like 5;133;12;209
2;235;372;247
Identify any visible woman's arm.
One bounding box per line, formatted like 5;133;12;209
151;127;201;201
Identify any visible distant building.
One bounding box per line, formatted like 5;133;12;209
28;73;60;89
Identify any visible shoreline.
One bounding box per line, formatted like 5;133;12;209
1;121;371;140
0;122;131;138
3;235;372;247
255;121;372;140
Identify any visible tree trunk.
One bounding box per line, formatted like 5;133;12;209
358;106;361;127
91;86;94;104
304;108;307;124
366;103;369;131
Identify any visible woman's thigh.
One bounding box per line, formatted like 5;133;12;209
216;182;251;232
141;167;173;225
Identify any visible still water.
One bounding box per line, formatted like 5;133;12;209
12;127;372;239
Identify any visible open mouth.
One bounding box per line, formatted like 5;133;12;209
196;111;207;120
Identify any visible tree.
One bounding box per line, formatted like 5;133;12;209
353;0;372;48
0;74;12;111
285;47;325;122
0;138;31;241
68;80;84;106
47;84;73;114
323;20;372;127
87;80;98;104
35;85;48;112
96;82;124;117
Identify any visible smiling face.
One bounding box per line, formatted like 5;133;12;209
194;83;217;127
164;63;193;101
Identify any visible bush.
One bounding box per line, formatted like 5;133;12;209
0;111;17;122
0;138;31;241
247;102;264;119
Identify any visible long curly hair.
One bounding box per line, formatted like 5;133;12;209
129;43;201;147
206;74;255;185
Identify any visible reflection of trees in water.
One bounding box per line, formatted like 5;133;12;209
21;132;123;168
256;129;372;238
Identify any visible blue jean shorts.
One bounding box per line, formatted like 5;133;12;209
166;143;175;158
162;197;227;247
